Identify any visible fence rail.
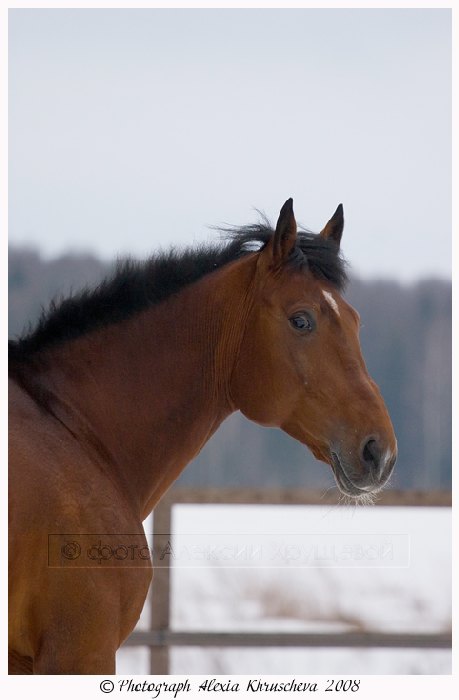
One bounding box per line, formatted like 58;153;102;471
125;630;452;650
150;486;452;508
123;487;452;674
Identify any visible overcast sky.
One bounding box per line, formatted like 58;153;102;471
9;9;451;281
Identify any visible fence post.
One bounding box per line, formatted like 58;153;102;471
149;495;172;675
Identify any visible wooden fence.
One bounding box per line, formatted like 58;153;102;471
123;487;452;674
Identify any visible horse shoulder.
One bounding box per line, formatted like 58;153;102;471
9;379;152;666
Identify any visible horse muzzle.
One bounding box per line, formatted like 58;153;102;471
330;437;397;497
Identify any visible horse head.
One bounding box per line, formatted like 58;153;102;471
231;199;397;497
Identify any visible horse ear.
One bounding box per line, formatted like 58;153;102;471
320;204;344;247
271;198;297;262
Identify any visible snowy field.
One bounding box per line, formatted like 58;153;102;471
117;504;451;675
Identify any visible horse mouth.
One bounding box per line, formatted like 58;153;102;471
330;451;377;498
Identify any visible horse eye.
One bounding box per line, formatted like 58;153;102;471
289;314;314;332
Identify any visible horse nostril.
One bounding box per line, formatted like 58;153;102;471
361;438;381;471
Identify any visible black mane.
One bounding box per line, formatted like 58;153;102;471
9;219;348;362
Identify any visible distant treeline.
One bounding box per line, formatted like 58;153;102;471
9;246;451;490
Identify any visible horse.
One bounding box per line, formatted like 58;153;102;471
8;198;397;674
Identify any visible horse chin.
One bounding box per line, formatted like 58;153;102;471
330;452;382;503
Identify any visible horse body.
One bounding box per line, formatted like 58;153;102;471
9;253;255;672
9;199;397;673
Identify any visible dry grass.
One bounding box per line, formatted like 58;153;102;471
240;574;367;631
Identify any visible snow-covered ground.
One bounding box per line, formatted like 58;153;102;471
117;505;451;675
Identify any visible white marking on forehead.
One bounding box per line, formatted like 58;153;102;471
322;290;340;316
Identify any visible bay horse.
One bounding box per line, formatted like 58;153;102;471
9;199;397;674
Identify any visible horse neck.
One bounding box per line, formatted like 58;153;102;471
33;255;257;520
